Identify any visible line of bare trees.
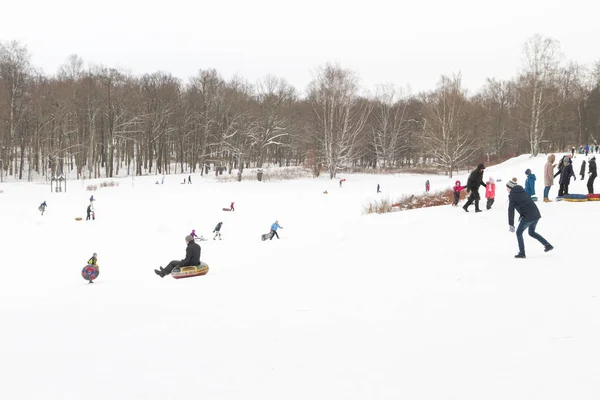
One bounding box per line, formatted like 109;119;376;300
1;34;599;181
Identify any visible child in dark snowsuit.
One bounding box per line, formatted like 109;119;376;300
452;180;466;206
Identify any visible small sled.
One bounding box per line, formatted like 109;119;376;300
222;208;232;211
172;262;209;279
587;194;600;201
261;232;274;241
82;265;99;283
531;196;538;202
75;217;83;221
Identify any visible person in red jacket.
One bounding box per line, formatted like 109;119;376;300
230;202;235;211
452;180;466;206
485;177;496;210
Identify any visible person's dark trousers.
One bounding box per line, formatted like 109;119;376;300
86;213;91;220
588;175;597;194
486;198;494;210
453;192;460;205
558;184;569;196
162;260;182;276
516;219;550;255
463;191;481;211
270;230;279;240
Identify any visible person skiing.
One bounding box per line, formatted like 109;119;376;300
452;180;466;206
155;235;201;278
86;204;95;220
543;154;555;202
270;220;283;240
524;169;536;197
230;202;235;211
580;160;586;180
558;157;575;196
39;201;47;216
588;156;597;194
507;179;553;258
213;222;223;240
463;164;486;212
485;177;496;210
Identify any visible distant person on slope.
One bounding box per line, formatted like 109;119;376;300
485;177;496;210
558;157;575;197
377;184;381;193
86;204;95;220
452;180;466;206
425;180;430;192
507;179;553;259
463;164;486;212
524;169;536;198
588;156;597;194
190;229;199;240
230;202;235;211
213;222;223;240
155;235;201;278
39;201;47;216
543;154;556;202
270;220;283;240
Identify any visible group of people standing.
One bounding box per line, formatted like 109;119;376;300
544;154;597;200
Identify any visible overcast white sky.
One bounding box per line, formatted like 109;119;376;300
2;0;599;95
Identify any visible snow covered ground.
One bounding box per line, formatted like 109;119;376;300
1;153;600;400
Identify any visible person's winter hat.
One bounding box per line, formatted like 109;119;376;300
93;252;97;257
488;176;494;182
185;235;193;242
525;169;531;175
506;178;518;189
478;163;485;170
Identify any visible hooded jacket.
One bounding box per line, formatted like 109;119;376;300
508;185;542;226
544;155;555;186
453;180;466;193
559;162;575;185
525;171;536;196
466;165;486;192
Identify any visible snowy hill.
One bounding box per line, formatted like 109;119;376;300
1;153;599;400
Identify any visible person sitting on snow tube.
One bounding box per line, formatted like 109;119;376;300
155;235;201;278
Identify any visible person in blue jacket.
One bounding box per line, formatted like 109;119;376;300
507;179;553;258
270;220;283;240
524;169;536;197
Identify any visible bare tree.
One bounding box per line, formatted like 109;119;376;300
519;34;561;156
307;64;370;179
368;84;411;168
247;75;297;167
477;78;515;157
421;74;478;178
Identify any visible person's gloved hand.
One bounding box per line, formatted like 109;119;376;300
509;226;515;233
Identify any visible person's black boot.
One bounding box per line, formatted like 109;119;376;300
475;201;482;212
462;205;469;212
514;253;526;259
154;268;164;278
544;245;554;252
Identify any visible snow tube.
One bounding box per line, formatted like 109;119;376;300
172;262;209;279
222;208;232;211
75;217;82;221
562;194;588;200
82;265;99;282
586;194;600;199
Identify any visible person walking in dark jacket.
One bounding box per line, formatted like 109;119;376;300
463;163;487;212
580;160;586;180
558;157;575;196
507;179;553;258
213;222;223;240
588;157;597;194
155;235;201;277
86;204;95;220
